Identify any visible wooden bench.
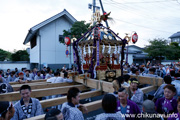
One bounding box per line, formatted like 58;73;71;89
0;84;88;101
12;82;76;91
9;79;47;85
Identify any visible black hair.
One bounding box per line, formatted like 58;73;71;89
170;70;175;77
149;68;156;73
64;72;68;78
123;74;130;82
11;71;15;75
131;67;135;73
20;85;31;93
132;69;139;74
54;72;59;76
41;70;45;74
45;108;61;120
67;87;80;103
115;76;124;88
130;78;138;83
163;84;176;93
0;101;10;118
164;75;172;84
177;97;180;104
140;67;144;72
174;73;180;77
102;94;117;113
118;87;125;92
25;70;30;73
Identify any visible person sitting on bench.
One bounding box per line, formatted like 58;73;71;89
11;85;43;120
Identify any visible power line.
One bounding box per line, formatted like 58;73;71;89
177;0;180;4
108;0;177;4
103;0;180;25
114;18;174;34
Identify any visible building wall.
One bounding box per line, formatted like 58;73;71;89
30;35;40;63
0;62;30;71
171;37;180;43
127;54;133;64
39;16;73;66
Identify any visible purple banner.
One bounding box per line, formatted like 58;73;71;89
73;48;77;63
96;40;100;66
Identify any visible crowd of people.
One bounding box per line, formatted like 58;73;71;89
0;65;74;94
1;63;180;120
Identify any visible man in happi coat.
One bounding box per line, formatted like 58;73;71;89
11;85;43;120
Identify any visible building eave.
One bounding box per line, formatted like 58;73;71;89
23;9;77;45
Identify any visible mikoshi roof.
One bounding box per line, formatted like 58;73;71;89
78;24;123;46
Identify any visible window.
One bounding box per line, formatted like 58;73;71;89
31;35;37;49
59;35;64;44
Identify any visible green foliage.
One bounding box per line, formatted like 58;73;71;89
0;49;11;61
11;50;29;61
144;38;180;60
170;42;179;47
144;38;168;58
166;42;180;60
62;21;90;43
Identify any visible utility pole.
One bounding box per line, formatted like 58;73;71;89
99;0;109;27
93;0;96;13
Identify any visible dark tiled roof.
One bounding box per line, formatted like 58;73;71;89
169;31;180;38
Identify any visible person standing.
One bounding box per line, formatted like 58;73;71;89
95;94;125;120
128;78;144;111
117;88;141;120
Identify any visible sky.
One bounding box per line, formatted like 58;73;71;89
0;0;180;52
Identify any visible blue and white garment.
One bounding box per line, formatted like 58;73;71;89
24;74;33;81
172;80;180;98
34;75;43;80
7;75;16;82
55;77;64;83
129;88;144;112
61;102;84;120
154;83;167;99
14;77;26;82
11;98;43;120
45;73;54;79
95;111;125;120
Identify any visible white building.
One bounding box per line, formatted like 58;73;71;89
125;45;151;65
23;9;76;70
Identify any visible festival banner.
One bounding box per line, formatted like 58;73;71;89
73;48;77;63
96;40;100;66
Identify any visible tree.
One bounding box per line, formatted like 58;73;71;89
144;38;168;63
62;21;90;43
0;49;11;61
166;42;180;60
11;50;29;61
144;39;180;62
